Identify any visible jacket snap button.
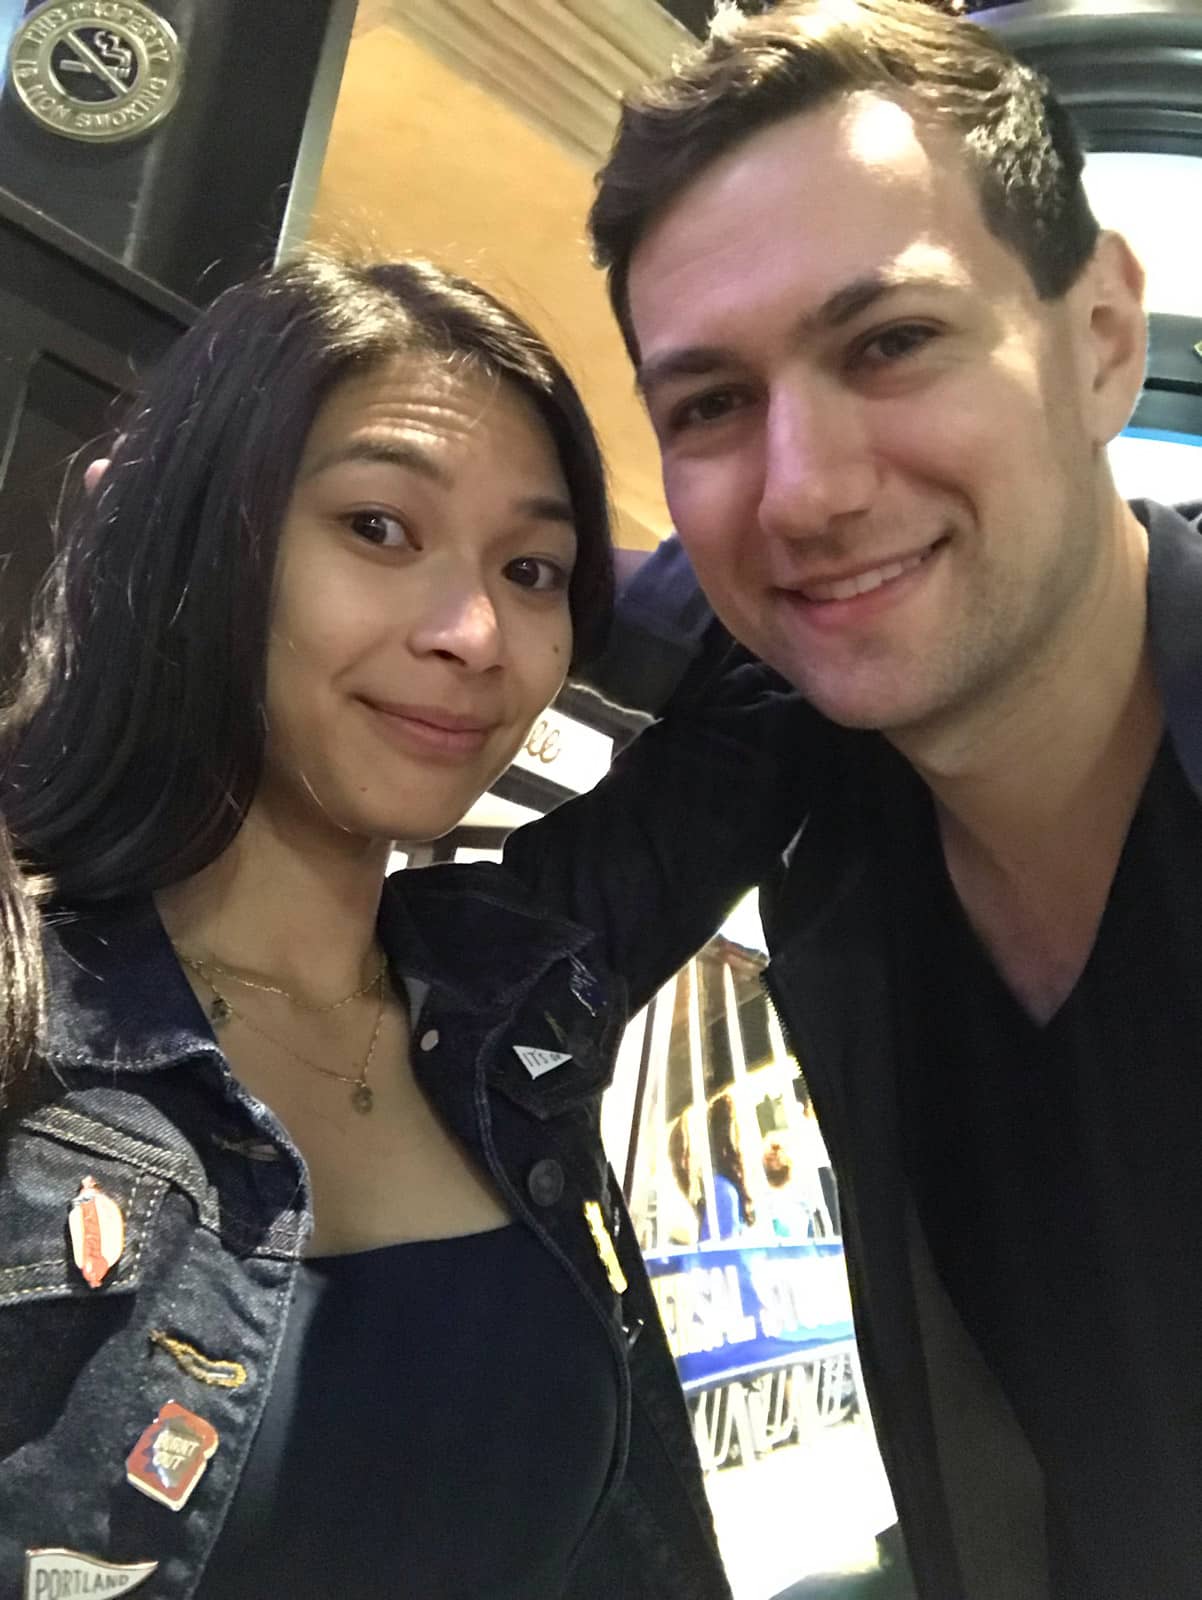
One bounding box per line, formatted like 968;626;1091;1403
419;1028;440;1052
527;1158;565;1207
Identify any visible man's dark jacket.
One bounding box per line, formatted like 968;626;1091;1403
604;501;1202;1600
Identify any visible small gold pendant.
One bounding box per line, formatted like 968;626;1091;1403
351;1082;373;1114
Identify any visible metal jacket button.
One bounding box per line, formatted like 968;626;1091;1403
527;1158;565;1207
419;1028;440;1052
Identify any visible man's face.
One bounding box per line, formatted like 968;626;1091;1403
627;96;1126;737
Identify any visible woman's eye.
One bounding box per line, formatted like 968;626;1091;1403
346;510;413;549
504;556;570;593
858;323;937;367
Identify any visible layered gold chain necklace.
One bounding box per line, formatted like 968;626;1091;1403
176;948;388;1114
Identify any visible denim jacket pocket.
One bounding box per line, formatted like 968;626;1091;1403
486;963;626;1122
488;1016;621;1120
0;1108;170;1308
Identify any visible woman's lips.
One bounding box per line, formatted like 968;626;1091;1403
360;700;498;759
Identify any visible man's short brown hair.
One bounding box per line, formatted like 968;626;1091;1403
590;0;1100;361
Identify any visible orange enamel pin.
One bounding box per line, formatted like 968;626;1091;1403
68;1176;125;1289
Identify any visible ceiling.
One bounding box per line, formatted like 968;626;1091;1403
306;0;693;550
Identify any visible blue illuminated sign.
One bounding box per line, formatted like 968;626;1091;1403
645;1240;855;1391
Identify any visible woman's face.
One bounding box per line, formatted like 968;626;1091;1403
261;353;577;846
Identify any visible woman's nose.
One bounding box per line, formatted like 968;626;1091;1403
411;585;503;672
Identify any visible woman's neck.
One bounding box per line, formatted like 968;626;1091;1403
155;797;393;1005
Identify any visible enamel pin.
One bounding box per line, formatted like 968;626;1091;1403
583;1200;628;1295
68;1176;124;1289
24;1550;157;1599
514;1045;572;1080
126;1401;219;1510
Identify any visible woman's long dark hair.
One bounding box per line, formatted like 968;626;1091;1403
0;257;613;1102
705;1091;756;1230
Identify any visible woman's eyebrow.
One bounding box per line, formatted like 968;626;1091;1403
517;494;575;525
305;441;573;524
304;437;451;484
306;436;573;525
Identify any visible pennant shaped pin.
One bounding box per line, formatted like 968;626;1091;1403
25;1550;158;1599
68;1176;125;1289
514;1045;572;1080
25;1548;157;1600
583;1200;628;1295
126;1401;219;1511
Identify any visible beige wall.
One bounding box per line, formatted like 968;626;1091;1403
307;19;670;550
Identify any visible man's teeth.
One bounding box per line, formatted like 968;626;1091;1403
803;549;929;603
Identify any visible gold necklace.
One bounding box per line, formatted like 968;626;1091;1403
193;966;387;1114
176;949;386;1013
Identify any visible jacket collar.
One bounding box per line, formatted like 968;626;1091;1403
1140;499;1202;797
376;860;593;1011
40;897;219;1073
40;863;593;1072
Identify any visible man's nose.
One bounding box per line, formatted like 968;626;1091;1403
757;380;877;543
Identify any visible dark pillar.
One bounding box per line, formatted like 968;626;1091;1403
0;0;352;303
0;0;355;668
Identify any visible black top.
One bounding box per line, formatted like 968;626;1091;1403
201;1223;618;1599
904;737;1202;1599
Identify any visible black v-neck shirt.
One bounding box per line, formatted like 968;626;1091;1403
904;737;1202;1598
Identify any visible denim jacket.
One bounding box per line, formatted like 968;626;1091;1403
0;661;808;1600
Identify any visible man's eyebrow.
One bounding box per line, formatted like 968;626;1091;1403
818;272;911;328
636;347;733;400
304;437;574;525
636;269;959;397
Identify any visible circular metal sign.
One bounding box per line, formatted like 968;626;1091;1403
8;0;183;144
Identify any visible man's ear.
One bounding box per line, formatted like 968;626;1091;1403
83;457;111;496
1077;230;1148;447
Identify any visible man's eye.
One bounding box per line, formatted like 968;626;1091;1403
859;324;937;367
346;510;413;549
504;556;570;593
667;388;745;433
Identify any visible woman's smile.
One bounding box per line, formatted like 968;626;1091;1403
357;697;501;761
